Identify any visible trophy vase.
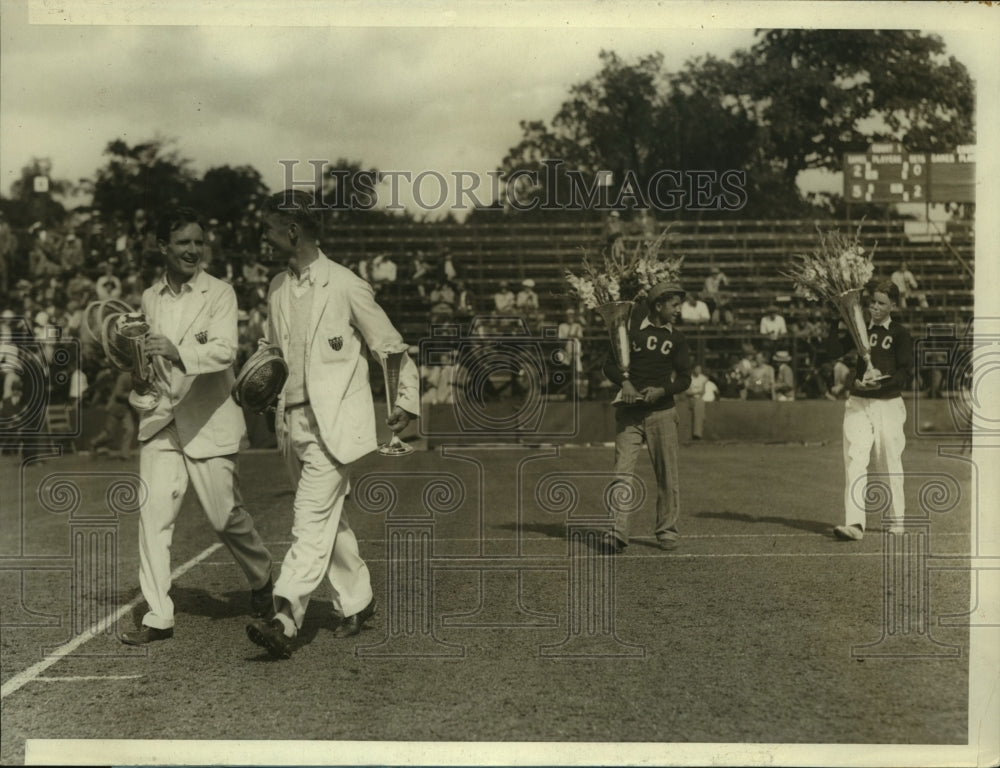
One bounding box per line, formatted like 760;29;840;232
378;349;415;456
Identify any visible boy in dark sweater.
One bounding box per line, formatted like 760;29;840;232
835;280;913;541
602;279;692;553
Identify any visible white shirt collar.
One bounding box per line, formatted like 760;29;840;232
868;317;892;330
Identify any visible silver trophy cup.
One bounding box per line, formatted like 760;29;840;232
377;349;414;457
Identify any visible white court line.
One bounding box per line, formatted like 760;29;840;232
0;542;223;700
34;675;143;683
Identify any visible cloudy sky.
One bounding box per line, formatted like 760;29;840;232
1;1;997;217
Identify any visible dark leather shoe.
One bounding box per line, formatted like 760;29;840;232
331;598;377;638
246;617;293;659
121;625;173;645
250;577;274;618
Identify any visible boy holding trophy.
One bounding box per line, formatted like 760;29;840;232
246;190;419;659
834;280;913;541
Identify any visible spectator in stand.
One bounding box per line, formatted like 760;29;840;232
63;300;84;339
702;267;732;324
772;350;795;401
759;304;788;356
95;260;123;301
827;351;856;400
557;306;585;394
0;211;17;294
493;280;516;314
679;293;711;325
684;364;710;440
88;369;135;460
29;224;62;279
440;250;458;283
247;299;268;343
890;261;927;308
453;279;476;324
66;267;95;306
516;278;541;328
744;352;775;400
370;253;398;298
122;208;158;272
242;254;269;286
719;355;745;399
429;279;456;325
59;231;85;273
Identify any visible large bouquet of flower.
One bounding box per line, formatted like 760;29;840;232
783;224;886;381
783;224;876;302
564;229;683;309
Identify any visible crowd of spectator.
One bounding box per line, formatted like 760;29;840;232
0;204;964;453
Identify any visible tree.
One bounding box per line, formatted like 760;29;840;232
6;157;71;226
86;137;196;223
736;30;975;184
189;165;270;224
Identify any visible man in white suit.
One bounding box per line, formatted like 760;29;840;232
246;190;419;659
121;208;273;645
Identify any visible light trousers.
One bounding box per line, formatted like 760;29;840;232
612;407;681;543
138;423;272;630
842;395;907;529
273;405;373;634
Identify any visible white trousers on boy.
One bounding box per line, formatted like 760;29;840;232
842;395;907;529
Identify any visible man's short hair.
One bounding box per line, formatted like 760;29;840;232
262;190;322;235
871;279;900;305
156;207;202;243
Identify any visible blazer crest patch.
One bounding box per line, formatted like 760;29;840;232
195;330;208;344
328;336;343;351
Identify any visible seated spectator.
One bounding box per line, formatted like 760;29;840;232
719;354;747;400
827;352;856;399
493;281;516;314
680;293;711;325
744;352;775;400
759;304;788;355
429;280;456;325
95;260;123;301
516;278;542;328
440;250;458;282
28;224;62;279
702;267;732;323
772;350;795;401
66;267;95;306
890;261;928;308
59;231;85;273
557;306;585;393
242;256;269;286
453;279;476;323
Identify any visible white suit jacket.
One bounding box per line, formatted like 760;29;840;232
267;252;419;465
136;270;246;458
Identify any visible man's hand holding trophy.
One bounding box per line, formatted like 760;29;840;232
85;299;166;411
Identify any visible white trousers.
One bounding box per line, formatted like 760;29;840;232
842;395;907;529
273;405;373;634
138;423;272;630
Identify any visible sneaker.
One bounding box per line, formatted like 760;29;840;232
656;537;678;551
833;524;864;541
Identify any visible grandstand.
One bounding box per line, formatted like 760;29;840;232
319;217;975;374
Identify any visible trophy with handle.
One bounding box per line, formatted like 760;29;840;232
86;299;165;411
377;349;415;456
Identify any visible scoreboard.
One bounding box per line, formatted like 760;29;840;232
843;143;975;204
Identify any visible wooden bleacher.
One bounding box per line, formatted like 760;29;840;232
315;218;974;356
